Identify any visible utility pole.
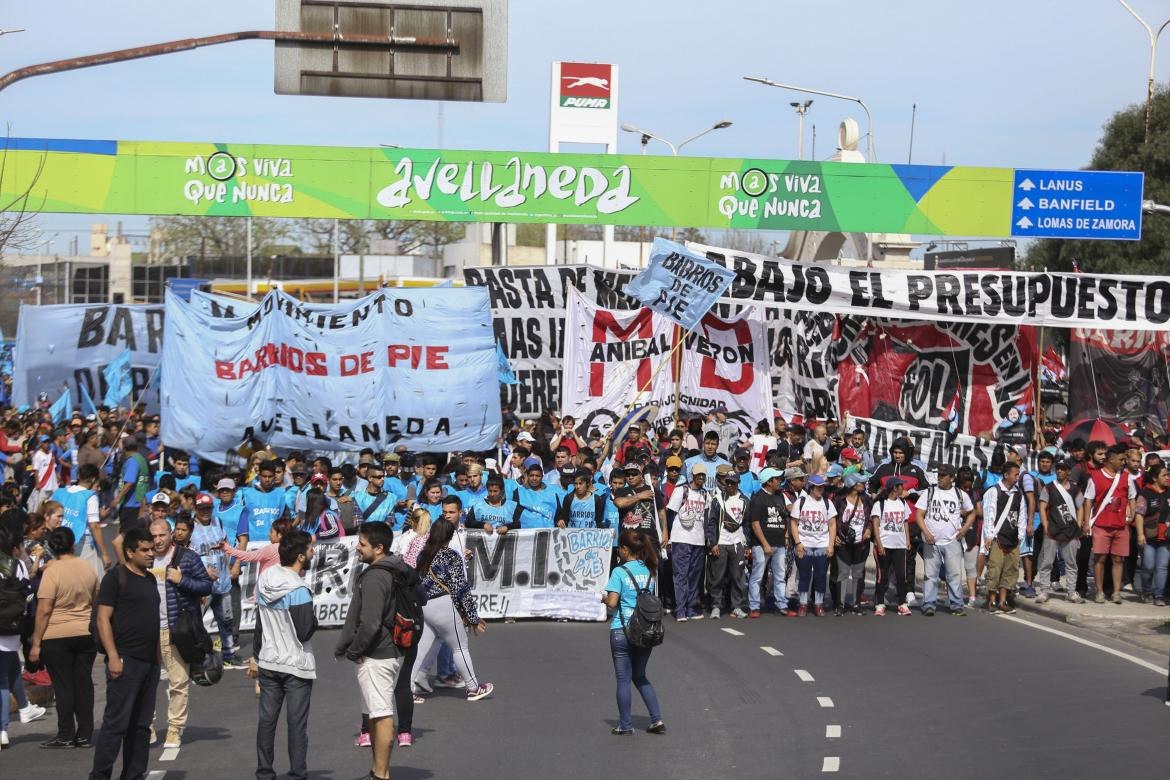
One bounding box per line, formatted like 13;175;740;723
1119;0;1170;144
332;219;340;303
245;217;253;298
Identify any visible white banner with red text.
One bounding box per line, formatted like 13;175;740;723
562;287;772;436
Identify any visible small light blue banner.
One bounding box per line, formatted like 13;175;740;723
625;238;736;330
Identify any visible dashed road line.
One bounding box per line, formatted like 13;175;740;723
146;772;167;780
760;645;784;656
794;669;815;682
721;627;745;636
817;696;834;708
825;725;841;738
822;756;840;772
997;613;1164;675
159;747;180;762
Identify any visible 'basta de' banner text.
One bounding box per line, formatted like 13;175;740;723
161;287;501;457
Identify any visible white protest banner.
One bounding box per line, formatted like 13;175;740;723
689;241;1170;331
161;287;501;455
216;528;614;630
11;303;163;410
562;288;771;435
464;528;614;621
846;414;1042;474
626;237;736;330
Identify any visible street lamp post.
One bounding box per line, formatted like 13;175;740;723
1118;0;1170;144
789;100;813;159
744;76;875;161
620;120;733;241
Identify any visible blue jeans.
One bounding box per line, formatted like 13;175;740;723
207;592;236;657
0;649;20;731
1140;541;1170;597
748;545;787;611
923;539;966;610
438;642;457;679
609;629;661;731
794;547;829;606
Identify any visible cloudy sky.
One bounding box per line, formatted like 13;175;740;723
1;0;1163;251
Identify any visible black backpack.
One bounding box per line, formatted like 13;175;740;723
618;565;664;648
0;556;30;636
384;563;428;651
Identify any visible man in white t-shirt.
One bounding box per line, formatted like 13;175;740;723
28;434;59;512
666;464;712;621
703;464;749;619
915;465;976;615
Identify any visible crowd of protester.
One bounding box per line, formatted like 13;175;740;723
2;396;1170;775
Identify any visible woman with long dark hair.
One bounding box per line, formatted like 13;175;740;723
411;518;493;702
871;479;912;616
1136;462;1170;604
604;529;665;735
28;527;99;748
302;488;342;540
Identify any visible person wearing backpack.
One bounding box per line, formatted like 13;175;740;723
1081;444;1137;604
248;529;318;780
981;462;1028;614
0;524;34;752
1036;459;1087;604
190;493;243;668
604;528;665;736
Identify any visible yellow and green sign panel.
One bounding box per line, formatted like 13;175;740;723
0;136;1108;238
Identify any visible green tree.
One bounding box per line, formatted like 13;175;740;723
150;216;293;257
1023;86;1170;273
677;226;707;245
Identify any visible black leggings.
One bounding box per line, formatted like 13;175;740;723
874;548;909;606
40;634;97;741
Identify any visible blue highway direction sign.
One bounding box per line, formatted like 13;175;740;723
1010;169;1144;240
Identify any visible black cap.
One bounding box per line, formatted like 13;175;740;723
937;464;957;477
1055;459;1074;471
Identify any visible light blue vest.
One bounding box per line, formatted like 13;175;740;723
49;486;96;543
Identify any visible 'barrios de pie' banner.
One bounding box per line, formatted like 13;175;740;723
220;529;614;630
11;303;163;410
161;287;501;455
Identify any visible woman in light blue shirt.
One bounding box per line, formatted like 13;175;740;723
604;529;665;736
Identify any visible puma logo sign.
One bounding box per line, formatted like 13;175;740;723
562;76;609;90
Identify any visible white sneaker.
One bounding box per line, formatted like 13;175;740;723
1;730;8;746
709;607;721;620
730;608;748;619
906;592;917;606
19;704;46;723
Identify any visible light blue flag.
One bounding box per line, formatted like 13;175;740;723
496;341;518;385
609;404;657;452
625;237;736;330
50;387;71;424
79;382;98;418
102;347;133;407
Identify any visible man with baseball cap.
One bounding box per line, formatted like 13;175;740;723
190;492;242;666
512;457;560;528
666;463;713;621
747;467;789;618
915;465;976;615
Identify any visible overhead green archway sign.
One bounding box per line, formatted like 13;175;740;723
0;137;1145;239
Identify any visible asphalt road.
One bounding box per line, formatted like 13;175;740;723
4;608;1168;779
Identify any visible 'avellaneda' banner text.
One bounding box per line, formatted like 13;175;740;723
0;137;1143;239
161;287;501;455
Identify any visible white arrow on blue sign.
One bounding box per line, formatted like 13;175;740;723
1009;169;1144;240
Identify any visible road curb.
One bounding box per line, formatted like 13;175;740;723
1013;597;1170;655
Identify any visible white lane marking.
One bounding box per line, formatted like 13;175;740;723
817;696;834;708
760;645;784;656
146;772;167;780
159;747;180;762
721;627;745;636
825;725;841;738
996;613;1165;675
822;757;840;772
794;669;815;682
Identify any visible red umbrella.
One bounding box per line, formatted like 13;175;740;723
1059;418;1129;446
